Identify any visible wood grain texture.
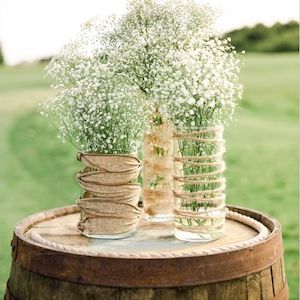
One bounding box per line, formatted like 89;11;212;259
7;261;288;300
9;205;284;288
280;258;287;285
5;205;288;300
25;212;258;254
274;283;288;300
206;278;248;300
260;268;274;300
271;259;284;296
246;273;261;300
11;231;283;288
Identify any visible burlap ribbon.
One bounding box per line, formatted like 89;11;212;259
76;153;142;236
173;126;226;234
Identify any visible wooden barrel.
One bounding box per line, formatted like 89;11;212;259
5;205;288;300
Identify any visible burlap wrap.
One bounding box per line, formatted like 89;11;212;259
173;126;226;234
76;153;142;236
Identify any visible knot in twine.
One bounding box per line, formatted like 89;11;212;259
76;153;142;236
173;126;226;234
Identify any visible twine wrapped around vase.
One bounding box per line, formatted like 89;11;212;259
76;153;142;236
173;126;226;240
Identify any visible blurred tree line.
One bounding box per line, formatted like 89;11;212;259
0;44;3;64
0;21;298;65
226;21;299;52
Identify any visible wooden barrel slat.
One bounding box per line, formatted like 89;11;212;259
260;268;275;300
271;259;284;296
281;257;287;285
5;205;288;299
10;232;283;288
6;262;288;300
246;273;261;300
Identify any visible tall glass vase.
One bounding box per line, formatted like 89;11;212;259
173;126;226;242
143;118;174;222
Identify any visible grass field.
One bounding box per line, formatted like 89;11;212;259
0;54;298;298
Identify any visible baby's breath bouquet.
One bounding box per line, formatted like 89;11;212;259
103;0;221;221
151;34;243;241
106;0;218;124
41;22;143;154
41;21;144;239
153;37;243;130
40;0;243;239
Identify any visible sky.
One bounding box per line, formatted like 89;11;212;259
0;0;298;65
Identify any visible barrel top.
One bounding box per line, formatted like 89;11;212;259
15;205;278;259
12;205;283;287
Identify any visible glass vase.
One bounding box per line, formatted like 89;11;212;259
143;120;174;222
173;126;226;242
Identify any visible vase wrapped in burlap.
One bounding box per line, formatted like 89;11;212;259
76;153;142;239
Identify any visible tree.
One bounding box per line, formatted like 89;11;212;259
0;44;3;64
226;21;299;52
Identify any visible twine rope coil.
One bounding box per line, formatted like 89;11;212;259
174;207;225;218
174;152;225;161
173;126;224;135
174;137;225;143
29;207;270;258
174;177;226;185
173;193;225;204
76;153;142;236
173;126;226;235
173;186;225;196
173;167;225;180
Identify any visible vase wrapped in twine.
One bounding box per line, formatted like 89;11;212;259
173;126;226;242
143;121;174;221
76;153;142;237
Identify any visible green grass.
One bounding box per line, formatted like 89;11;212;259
0;54;298;298
226;54;298;298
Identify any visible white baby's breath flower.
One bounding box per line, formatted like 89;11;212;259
151;35;243;130
41;0;242;145
41;29;144;154
187;98;196;105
